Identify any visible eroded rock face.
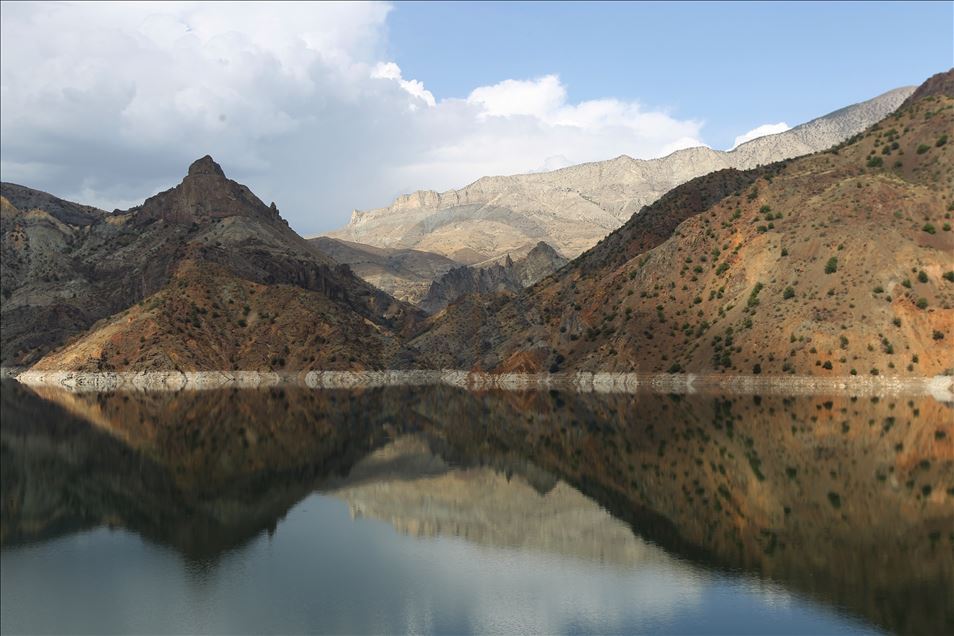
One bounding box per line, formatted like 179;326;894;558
325;87;915;262
419;241;568;314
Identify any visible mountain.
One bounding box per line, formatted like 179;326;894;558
419;241;568;314
3;156;420;370
406;72;954;376
309;237;460;304
325;86;915;263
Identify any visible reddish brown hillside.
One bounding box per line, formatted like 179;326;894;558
409;80;954;376
31;259;403;372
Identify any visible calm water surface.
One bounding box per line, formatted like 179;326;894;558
1;381;951;634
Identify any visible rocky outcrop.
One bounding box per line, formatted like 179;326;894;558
132;155;286;226
326;86;914;262
419;241;568;314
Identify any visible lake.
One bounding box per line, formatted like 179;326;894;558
1;380;951;635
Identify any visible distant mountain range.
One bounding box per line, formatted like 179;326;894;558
2;71;951;377
324;86;915;263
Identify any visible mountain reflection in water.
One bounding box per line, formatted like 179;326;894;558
1;380;951;635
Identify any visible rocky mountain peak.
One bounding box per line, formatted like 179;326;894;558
134;157;284;227
187;155;226;178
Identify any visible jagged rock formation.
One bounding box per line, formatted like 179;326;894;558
419;241;568;314
2;156;421;369
326;86;915;262
309;237;460;304
406;72;954;376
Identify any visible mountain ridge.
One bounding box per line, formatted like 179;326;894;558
326;86;915;262
403;75;954;376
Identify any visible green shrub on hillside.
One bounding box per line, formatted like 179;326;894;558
824;257;838;274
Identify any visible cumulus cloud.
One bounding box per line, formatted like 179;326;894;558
371;62;435;108
0;2;706;234
731;122;791;149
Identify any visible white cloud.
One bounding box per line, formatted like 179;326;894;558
371;62;435;108
0;2;706;234
731;122;791;149
467;74;567;119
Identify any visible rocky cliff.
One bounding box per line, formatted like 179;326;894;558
419;241;568;314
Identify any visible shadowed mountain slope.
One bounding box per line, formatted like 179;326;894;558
309;237;460;304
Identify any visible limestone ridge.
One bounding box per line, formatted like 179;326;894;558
418;241;568;314
326;85;916;262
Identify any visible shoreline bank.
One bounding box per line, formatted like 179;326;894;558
7;368;953;400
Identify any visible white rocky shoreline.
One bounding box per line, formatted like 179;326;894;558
6;368;953;401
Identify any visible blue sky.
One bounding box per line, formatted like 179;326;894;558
387;1;954;149
1;1;951;233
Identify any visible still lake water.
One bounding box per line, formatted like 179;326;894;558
1;381;951;635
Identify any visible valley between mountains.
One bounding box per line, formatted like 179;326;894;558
2;70;952;379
